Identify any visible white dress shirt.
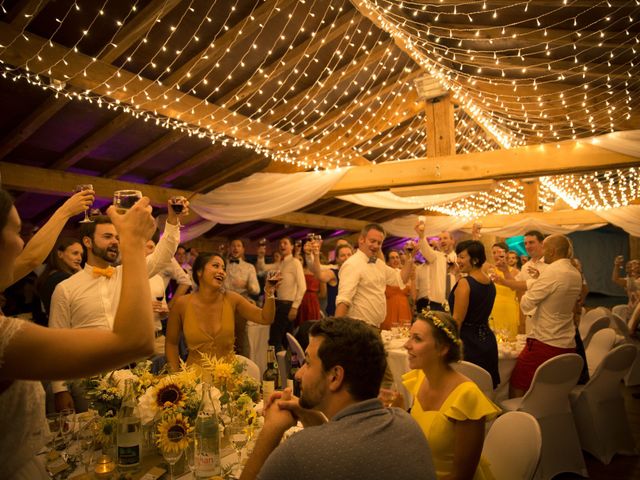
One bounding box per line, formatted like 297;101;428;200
49;222;180;392
335;249;403;327
520;258;582;348
515;257;548;285
224;258;260;298
257;254;306;308
416;238;457;304
150;257;192;329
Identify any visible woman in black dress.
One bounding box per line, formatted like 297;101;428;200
448;240;499;387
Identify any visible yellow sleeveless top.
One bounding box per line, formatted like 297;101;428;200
183;294;235;366
403;370;500;480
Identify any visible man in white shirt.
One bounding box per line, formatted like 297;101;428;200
335;224;413;327
49;205;183;411
257;237;306;351
509;234;582;398
225;238;261;355
414;224;457;313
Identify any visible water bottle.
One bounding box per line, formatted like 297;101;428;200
117;378;142;468
194;383;221;478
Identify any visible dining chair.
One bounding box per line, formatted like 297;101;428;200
578;307;609;337
235;354;261;383
482;411;541;480
452;361;494;400
286;333;306;364
275;350;288;388
579;312;610;348
570;344;638;464
500;353;587;480
585;328;617;377
611;304;629;322
610;313;632;341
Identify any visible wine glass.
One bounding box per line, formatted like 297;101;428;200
379;382;398;408
75;184;94;223
160;430;185;480
185;434;196;477
226;421;249;472
113;190;142;213
59;408;76;460
169;196;187;228
46;412;63;450
266;270;281;287
76;417;99;473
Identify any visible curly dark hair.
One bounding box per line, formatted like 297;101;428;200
309;317;386;401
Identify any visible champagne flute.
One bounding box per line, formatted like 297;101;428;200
75;184;94;223
169;196;186;228
226;421;248;471
160;430;185;480
113;190;142;213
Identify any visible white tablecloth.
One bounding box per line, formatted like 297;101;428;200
247;321;270;376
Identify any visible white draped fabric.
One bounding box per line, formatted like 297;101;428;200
479;217;606;237
337;191;472;210
592;129;640;157
190;169;347;224
180;220;218;243
595;205;640;237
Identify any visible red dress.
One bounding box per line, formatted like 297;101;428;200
381;284;412;330
295;273;321;327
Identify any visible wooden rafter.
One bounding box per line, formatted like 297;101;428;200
151;145;223;186
218;9;362;108
190;154;269;192
6;0;49;31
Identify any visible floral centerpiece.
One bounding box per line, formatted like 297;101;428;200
83;356;261;456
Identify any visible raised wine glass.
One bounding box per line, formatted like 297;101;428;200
169;195;187;228
75;184;94;223
266;269;281;287
113;190;142;213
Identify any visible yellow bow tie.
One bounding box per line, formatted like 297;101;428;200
93;266;115;278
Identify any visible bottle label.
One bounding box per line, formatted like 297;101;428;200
196;452;221;475
117;445;140;466
262;380;275;402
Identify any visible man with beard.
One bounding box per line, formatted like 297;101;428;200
49;206;183;412
240;317;436;480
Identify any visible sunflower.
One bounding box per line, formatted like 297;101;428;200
154;376;186;409
156;413;192;454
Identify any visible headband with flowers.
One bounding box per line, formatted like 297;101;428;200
421;309;462;347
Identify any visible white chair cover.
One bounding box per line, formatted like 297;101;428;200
570;344;638;464
578;307;609;338
580;316;610;349
612;304;630;322
585;328;617;376
483;412;542;480
500;353;587;480
235;354;261;383
610;313;632;341
452;361;495;400
246;321;270;375
285;333;305;364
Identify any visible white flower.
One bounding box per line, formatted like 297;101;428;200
194;383;222;413
138;386;160;424
111;370;138;395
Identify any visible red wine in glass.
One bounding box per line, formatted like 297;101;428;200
170;203;184;214
267;270;280;286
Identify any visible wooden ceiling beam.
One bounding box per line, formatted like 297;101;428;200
7;0;49;31
105;129;184;178
166;0;296;87
50;114;136;169
263;41;394;124
301;68;423;136
0;22;345;163
219;9;361;108
151;145;223;185
328;139;640;196
0;94;68;160
190;154;269;192
0;161;369;231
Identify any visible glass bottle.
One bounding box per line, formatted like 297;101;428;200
262;346;279;401
116;379;142;469
194;383;221;478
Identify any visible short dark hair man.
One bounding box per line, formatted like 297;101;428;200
240;317;436;480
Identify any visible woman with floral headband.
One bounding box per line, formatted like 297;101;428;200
403;310;500;480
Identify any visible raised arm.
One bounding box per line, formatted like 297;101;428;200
612;256;626;288
415;223;438;264
307;242;336;284
146;200;186;277
232;278;277;325
0;199;156;381
12;190;92;284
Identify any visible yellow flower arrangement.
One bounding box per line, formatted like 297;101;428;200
156;412;193;454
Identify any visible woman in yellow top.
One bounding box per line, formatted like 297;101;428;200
403;310;500;480
485;242;520;339
166;252;277;371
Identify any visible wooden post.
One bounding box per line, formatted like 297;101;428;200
425;93;456;158
521;179;540;212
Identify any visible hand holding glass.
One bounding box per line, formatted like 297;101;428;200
75;184;94;223
113;190;142;213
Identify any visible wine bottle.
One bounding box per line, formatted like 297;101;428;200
116;378;142;469
262;346;279;402
194;383;221;478
287;351;301;397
